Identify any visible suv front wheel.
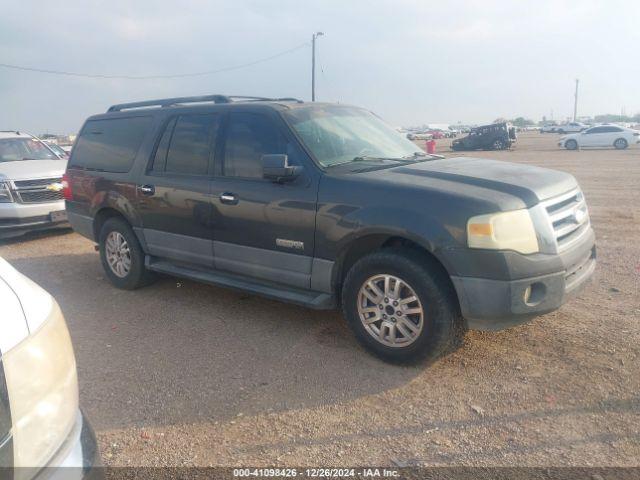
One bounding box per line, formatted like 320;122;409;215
98;217;155;289
342;249;462;363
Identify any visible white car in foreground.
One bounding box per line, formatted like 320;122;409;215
0;257;100;476
559;125;640;150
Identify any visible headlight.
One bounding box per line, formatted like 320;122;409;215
0;182;13;203
3;296;78;468
467;209;539;254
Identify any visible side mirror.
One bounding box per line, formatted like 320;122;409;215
262;154;301;182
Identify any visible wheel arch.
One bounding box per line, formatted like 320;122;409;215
332;233;459;307
93;208;130;241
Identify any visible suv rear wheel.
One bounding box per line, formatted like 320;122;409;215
98;217;155;289
342;249;462;363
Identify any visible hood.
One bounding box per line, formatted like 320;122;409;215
0;159;67;182
359;157;577;210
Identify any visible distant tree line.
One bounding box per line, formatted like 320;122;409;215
494;114;640;127
493;117;535;127
592;113;640;123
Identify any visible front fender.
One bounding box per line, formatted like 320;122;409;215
316;202;464;278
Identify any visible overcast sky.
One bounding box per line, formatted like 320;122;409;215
1;0;638;133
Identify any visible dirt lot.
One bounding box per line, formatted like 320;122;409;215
1;133;638;467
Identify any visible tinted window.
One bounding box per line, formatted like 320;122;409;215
150;117;177;172
224;113;286;178
71;116;152;172
585;127;605;134
165;114;220;175
604;126;623;133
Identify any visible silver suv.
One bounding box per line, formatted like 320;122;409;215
0;131;68;239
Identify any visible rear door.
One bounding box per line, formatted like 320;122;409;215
209;110;319;289
136;113;221;267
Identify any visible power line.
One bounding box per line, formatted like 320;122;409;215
0;41;310;80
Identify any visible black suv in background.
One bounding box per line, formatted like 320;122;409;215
64;95;595;363
451;122;517;151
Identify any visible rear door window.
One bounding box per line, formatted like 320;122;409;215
71;116;152;172
159;114;220;176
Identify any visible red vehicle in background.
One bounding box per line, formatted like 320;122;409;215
427;129;445;139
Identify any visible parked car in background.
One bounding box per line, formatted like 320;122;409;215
451;122;517;151
0;257;100;477
65;94;594;363
559;125;640;150
555;122;588;134
0;131;69;239
427;130;445;139
44;142;70;159
540;123;559;133
406;131;433;140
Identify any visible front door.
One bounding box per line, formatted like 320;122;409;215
209;111;319;289
137;112;221;267
579;126;608;147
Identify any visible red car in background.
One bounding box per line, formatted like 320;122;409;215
427;130;445;139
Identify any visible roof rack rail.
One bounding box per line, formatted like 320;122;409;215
107;94;304;112
107;95;231;112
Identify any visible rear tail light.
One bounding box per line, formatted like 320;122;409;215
61;173;73;200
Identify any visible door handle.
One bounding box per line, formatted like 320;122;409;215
220;192;238;205
138;184;155;196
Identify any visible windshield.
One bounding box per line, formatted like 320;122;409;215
283;106;425;168
0;137;59;163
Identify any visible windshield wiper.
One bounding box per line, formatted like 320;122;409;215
351;155;397;162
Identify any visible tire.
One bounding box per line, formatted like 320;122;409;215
98;217;155;290
565;139;578;150
492;140;505;150
341;248;463;364
614;138;628;150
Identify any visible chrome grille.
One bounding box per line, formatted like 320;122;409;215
13;178;60;188
10;177;64;204
542;188;590;251
17;190;63;203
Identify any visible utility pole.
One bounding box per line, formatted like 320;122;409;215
311;32;324;101
573;78;579;121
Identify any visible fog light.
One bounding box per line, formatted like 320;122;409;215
523;282;546;306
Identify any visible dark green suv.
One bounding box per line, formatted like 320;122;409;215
64;95;595;363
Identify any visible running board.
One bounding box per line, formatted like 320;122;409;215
145;257;335;310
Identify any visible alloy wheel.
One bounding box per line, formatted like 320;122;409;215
105;231;131;278
357;274;424;348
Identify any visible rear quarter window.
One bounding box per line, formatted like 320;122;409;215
70;116;153;172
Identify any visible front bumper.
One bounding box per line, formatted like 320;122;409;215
0;201;68;238
32;411;102;480
451;230;596;330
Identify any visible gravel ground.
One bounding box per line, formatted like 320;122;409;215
1;133;638;467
